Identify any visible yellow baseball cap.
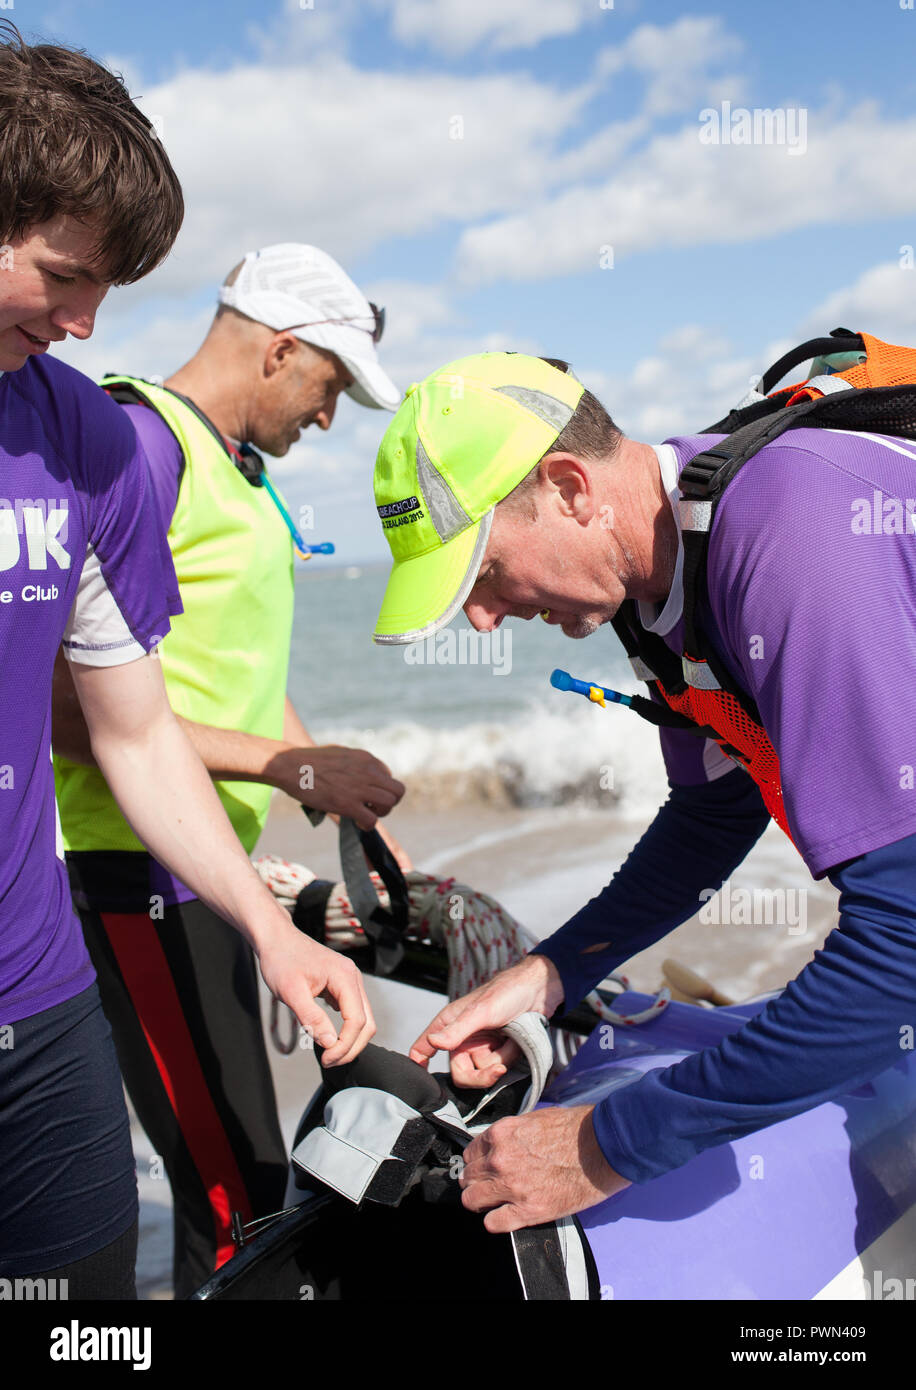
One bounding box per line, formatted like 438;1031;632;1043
372;353;584;644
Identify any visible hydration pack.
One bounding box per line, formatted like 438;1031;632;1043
612;329;916;843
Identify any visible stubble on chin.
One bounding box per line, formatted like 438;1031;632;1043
561;615;601;639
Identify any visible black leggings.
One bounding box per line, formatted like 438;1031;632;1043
73;885;288;1299
26;1220;138;1300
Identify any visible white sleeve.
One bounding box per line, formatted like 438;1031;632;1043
62;542;153;667
703;739;736;781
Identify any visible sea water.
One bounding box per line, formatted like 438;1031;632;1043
288;563;670;819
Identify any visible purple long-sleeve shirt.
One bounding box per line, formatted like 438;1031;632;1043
534;427;916;1181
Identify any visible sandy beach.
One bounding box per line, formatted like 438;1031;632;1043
134;792;839;1298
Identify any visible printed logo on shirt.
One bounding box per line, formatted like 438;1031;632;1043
0;501;70;571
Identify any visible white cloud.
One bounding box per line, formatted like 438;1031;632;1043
577;335;764;443
455;101;916;285
389;0;601;56
88;14;766;317
247;0;360;64
569;255;916;446
119;57;590;305
595;16;746;117
802;260;916;342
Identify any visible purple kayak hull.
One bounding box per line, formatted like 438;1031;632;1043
541;993;916;1300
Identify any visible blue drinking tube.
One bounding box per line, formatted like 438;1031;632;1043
550;668;634;708
550;668;689;731
259;470;336;560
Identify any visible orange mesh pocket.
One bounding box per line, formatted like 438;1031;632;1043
784;331;916;404
661;683;793;841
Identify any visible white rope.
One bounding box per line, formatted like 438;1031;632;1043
253;855;670;1057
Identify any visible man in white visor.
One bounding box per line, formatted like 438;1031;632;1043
53;243;407;1296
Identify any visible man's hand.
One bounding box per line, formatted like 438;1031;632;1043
271;744;405;831
54;665;407;837
459;1104;630;1233
255;923;374;1067
69;654;378;1065
410;954;565;1087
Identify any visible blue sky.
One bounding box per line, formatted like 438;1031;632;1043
30;0;916;561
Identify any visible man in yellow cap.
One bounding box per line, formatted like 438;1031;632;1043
369;349;916;1237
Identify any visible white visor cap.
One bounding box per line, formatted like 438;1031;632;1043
218;243;400;411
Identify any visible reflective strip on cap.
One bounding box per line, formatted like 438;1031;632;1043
416;436;471;542
495;384;577;433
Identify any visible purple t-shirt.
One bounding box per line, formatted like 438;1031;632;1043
121;400;185;534
647;428;916;876
0;355;181;1022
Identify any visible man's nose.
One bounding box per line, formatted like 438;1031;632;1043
462;599;504;632
313;393;339;431
51;286;107;341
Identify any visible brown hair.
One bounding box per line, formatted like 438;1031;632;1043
501;358;623;517
0;21;183;284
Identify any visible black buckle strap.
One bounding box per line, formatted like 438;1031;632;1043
338;817;410;977
679;397;823;501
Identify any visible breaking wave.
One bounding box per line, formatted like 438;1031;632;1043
312;701;671;821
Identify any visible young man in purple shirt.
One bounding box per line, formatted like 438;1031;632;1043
369;351;916;1233
51;244;409;1296
0;24;373;1297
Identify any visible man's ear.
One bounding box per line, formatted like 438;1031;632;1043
264;331;300;377
541;453;594;522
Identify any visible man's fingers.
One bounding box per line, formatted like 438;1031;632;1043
323;1011;375;1067
410;1005;518;1083
304;746;406;821
448;1039;519;1088
483;1204;527;1235
409;1000;468;1064
320;966;375;1066
291;997;339;1051
365;775;405;810
460;1181;501;1214
450;1057;506;1088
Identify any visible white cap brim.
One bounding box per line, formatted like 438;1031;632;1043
343;354;402;411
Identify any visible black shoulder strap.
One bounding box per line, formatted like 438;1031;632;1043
101;376;156;409
679;382;916;675
610;604;737;737
611;602;685;691
101;376;263;486
758;329;864;397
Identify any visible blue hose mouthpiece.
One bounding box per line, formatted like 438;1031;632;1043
550;668;574;691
